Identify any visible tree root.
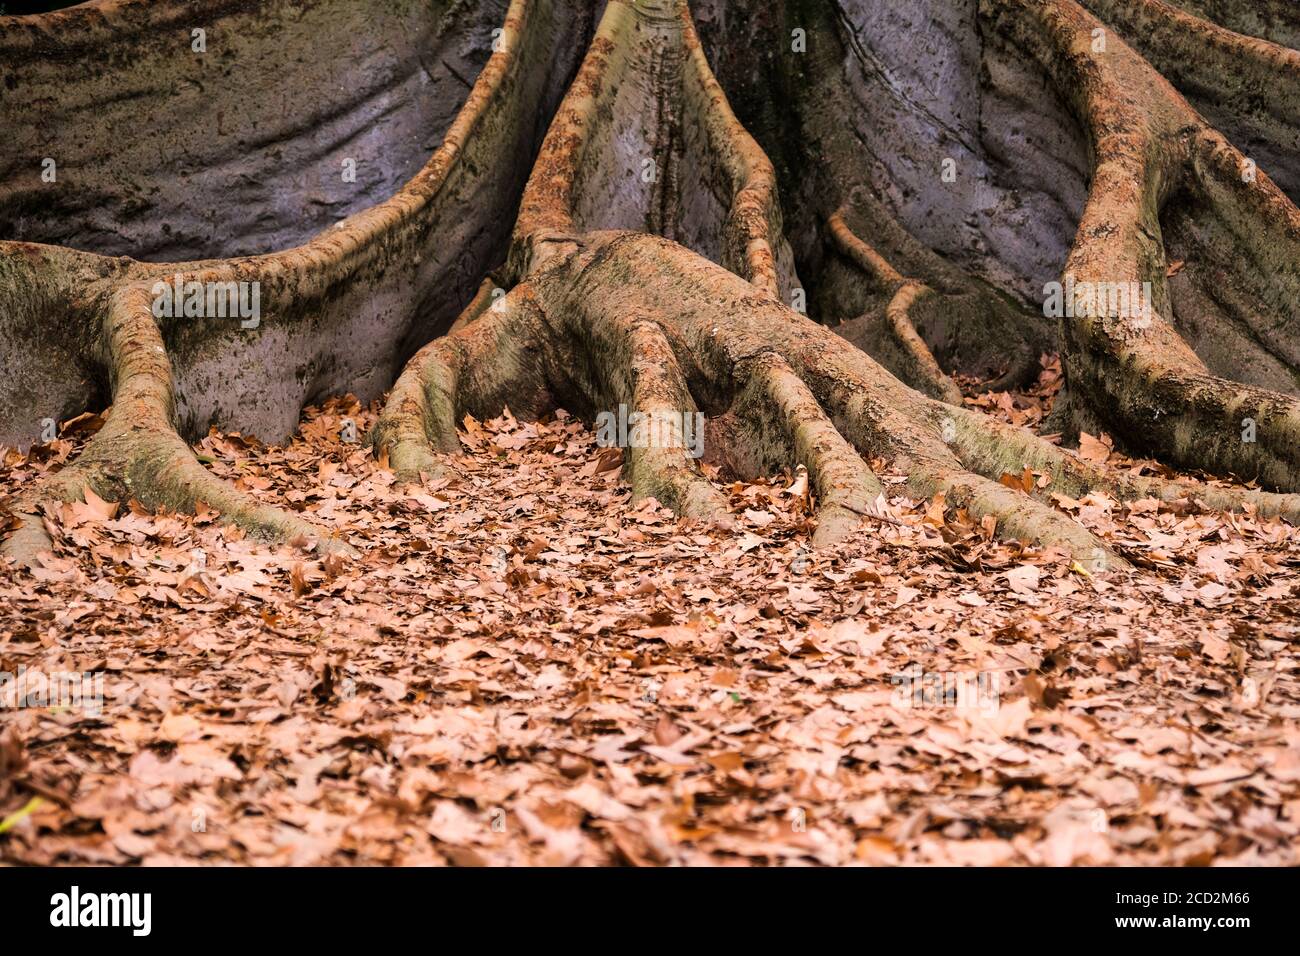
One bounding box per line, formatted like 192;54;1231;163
605;316;732;522
948;405;1300;523
385;226;1148;565
370;0;1300;566
7;0;1300;576
2;0;587;566
545;232;1128;566
1;0;589;449
700;0;1300;492
4;289;355;568
827;208;964;404
1078;0;1300;200
370;284;553;485
987;0;1300;490
730;351;887;547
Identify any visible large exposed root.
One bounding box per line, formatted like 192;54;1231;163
370;285;553;484
1079;0;1300;201
539;232;1123;566
729;351;887;547
948;405;1300;524
696;0;1300;491
534;225;1298;564
0;0;588;448
372;0;1300;567
7;0;1300;578
600;315;730;521
985;0;1300;490
2;0;587;563
4;289;354;568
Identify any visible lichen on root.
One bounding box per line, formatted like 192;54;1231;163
4;0;1300;573
3;286;357;567
374;0;1300;567
1;0;589;566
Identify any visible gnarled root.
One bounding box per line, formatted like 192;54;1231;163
9;0;1300;577
1078;0;1300;200
603;317;731;521
373;0;1300;566
369;284;554;485
729;351;887;546
988;0;1300;490
827;209;963;404
3;289;354;568
386;230;1186;565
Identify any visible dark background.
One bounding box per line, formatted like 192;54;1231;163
2;1;86;14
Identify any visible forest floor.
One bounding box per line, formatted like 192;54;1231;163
1;357;1297;866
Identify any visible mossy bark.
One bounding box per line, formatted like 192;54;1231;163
3;0;1300;569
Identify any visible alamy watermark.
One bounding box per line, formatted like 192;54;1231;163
595;404;704;459
1;667;104;717
151;274;260;329
891;664;1000;716
50;886;151;936
1043;275;1153;326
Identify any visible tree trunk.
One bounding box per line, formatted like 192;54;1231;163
2;0;1298;570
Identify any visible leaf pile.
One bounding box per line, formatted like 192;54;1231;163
1;394;1297;865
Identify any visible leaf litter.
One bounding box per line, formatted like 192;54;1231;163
0;383;1297;866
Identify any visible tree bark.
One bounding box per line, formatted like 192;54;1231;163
2;0;1298;570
